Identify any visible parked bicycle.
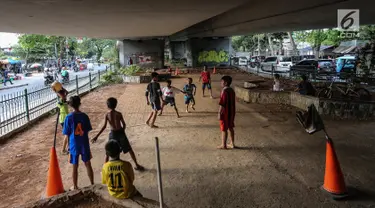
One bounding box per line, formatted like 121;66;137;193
317;78;371;101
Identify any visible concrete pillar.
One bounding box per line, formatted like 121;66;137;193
119;39;165;69
189;37;231;67
185;40;193;67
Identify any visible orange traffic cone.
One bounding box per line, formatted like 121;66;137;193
322;140;348;199
175;67;179;76
46;147;64;197
213;67;217;74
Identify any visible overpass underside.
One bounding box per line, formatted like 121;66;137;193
1;0;373;68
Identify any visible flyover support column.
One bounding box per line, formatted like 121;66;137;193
119;39;165;69
188;37;231;67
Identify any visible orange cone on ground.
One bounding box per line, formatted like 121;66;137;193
213;67;217;74
322;140;348;198
46;147;64;197
175;67;179;76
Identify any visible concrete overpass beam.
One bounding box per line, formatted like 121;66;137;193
119;39;165;69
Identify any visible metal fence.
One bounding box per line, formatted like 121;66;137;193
240;64;375;86
0;69;105;136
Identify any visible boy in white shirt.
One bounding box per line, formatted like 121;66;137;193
159;80;183;118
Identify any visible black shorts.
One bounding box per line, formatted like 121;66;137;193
202;83;212;90
163;97;175;106
184;96;195;105
109;129;132;154
151;99;162;111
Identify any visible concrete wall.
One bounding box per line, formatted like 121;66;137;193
319;99;375;120
235;86;375;120
190;37;231;67
290;92;319;112
120;39;165;68
170;41;186;59
21;184;167;208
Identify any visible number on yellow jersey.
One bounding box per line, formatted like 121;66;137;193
109;173;124;190
75;123;84;136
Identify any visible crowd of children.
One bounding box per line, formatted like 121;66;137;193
51;65;237;200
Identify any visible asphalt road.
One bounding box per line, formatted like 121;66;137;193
0;64;108;96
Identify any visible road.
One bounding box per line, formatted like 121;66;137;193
0;64;108;96
0;64;108;136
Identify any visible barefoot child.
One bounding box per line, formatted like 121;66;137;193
51;81;69;154
145;72;163;128
199;65;213;98
217;76;236;149
159;80;183;118
183;78;197;113
63;96;94;190
102;140;142;199
92;97;144;170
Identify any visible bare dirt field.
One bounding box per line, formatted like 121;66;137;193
1;71;375;208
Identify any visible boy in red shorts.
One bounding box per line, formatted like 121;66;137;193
217;76;236;149
199;65;213;98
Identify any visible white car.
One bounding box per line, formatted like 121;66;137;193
87;63;94;71
260;56;293;73
238;57;248;66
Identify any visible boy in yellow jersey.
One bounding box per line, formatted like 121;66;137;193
51;81;70;154
102;140;142;199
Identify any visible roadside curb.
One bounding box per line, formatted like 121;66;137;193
0;84;29;91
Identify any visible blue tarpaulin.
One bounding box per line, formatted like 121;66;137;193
7;59;21;65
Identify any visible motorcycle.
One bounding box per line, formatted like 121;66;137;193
61;70;70;84
44;75;54;86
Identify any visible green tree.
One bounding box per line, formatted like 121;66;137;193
295;29;328;57
287;32;298;55
91;39;115;62
0;50;7;59
232;35;257;52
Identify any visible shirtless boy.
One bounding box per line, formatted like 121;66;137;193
92;97;144;170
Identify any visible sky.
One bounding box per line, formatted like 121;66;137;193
0;32;19;48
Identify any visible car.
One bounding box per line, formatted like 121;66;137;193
260;56;293;72
249;56;266;68
290;59;336;79
238;57;248;66
336;55;356;73
87;63;95;71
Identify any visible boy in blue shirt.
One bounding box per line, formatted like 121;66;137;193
183;78;197;113
63;96;94;190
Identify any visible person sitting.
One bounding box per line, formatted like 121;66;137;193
296;75;316;96
102;140;142;199
273;74;283;91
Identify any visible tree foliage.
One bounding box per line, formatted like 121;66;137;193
14;34;116;64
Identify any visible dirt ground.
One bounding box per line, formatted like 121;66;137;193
1;71;375;208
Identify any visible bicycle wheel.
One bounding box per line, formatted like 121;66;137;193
318;87;332;98
353;88;371;101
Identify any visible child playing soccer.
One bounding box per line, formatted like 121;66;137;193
92;97;144;171
183;78;197;113
159;80;183;118
102;140;142;199
217;76;236;149
63;96;94;190
199;65;213;98
145;72;163;128
51;81;69;154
